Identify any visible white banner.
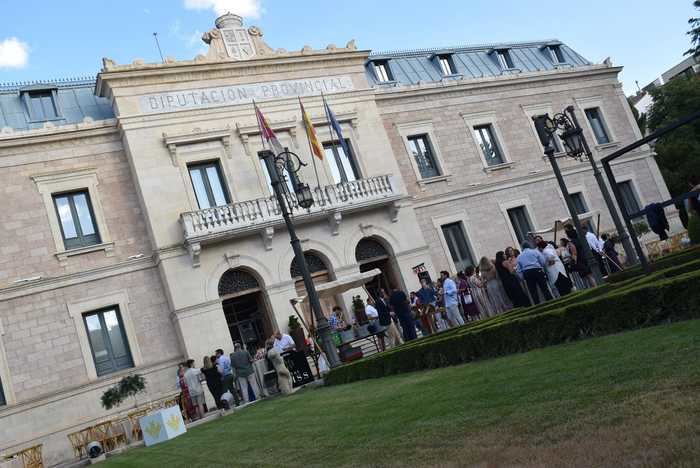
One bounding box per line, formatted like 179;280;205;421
139;75;354;114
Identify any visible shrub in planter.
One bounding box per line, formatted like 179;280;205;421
352;295;368;325
101;374;147;410
689;214;700;245
287;315;306;350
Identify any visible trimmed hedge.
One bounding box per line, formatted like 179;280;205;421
606;245;700;284
325;261;700;386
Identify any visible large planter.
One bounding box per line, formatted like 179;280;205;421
139;405;186;447
339;328;355;343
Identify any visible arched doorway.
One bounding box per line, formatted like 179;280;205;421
290;252;338;327
355;237;400;299
218;269;272;352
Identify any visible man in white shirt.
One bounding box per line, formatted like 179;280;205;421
584;225;604;253
273;331;296;354
183;360;205;420
365;299;379;321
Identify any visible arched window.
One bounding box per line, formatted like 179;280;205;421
218;269;260;297
355;238;389;262
290;252;328;279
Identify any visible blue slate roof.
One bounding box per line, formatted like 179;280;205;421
365;40;591;86
0;77;114;131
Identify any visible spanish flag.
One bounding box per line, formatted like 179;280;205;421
299;98;324;160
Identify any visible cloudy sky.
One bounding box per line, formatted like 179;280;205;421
0;0;695;95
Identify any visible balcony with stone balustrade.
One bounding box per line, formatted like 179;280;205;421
180;174;403;266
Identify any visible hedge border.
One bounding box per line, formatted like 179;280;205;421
606;245;700;283
325;260;700;385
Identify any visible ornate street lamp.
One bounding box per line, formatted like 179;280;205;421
533;112;603;284
258;148;341;368
537;106;638;268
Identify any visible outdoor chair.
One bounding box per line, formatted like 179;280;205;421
127;408;150;441
66;427;92;459
3;444;44;468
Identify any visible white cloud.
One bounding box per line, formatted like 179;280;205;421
0;37;29;69
183;0;262;19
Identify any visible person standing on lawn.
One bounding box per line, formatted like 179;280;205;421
440;270;465;327
516;242;554;305
201;355;223;409
389;287;417;341
373;292;402;349
231;342;260;404
215;348;240;408
183;360;205;420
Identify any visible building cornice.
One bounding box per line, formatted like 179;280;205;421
0;256;156;301
0;119;118;150
96;50;372;99
374;65;623;102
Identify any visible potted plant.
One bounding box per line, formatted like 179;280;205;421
352;296;370;338
101;374;147;411
287;315;306;351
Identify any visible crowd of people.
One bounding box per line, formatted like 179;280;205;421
327;223;623;344
174;331;301;420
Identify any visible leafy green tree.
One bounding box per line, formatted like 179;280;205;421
687;1;700;56
647;76;700;196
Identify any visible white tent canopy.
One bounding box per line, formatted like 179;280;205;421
530;211;599;236
291;268;381;305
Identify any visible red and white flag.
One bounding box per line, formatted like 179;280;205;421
254;102;285;155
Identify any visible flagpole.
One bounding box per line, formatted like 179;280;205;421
253;99;266;150
321;92;346;183
299;97;322;190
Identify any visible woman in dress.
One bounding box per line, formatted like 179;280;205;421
466;266;493;318
479;256;510;314
176;363;195;420
564;225;597;288
201;355;223;409
495;251;531;308
457;271;480;321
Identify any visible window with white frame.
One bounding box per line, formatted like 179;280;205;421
324;140;361;183
407;134;441;179
260;158;295;195
584;108;611;144
617;181;642;217
373;61;393;82
496;49;515;69
441;222;475;272
438;55;456;75
533;114;562;152
473;124;505;166
507;206;534;245
188;161;230;209
83;306;134;377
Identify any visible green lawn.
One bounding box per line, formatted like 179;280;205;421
105;320;700;467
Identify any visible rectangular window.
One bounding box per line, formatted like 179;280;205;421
260;159;295;195
507;206;534;245
188;161;230;209
533;114;562;152
52;190;100;250
585;108;611;144
496;50;515;69
617;181;642;217
373;61;393;82
473;124;505;166
27;91;59;121
0;377;5;407
441;222;475;272
83;307;133;377
570;192;594;232
438;55;455;75
549;45;566;64
323;140;360;184
407;134;440;179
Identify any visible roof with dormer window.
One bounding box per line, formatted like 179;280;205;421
365;39;590;86
0;77;114;131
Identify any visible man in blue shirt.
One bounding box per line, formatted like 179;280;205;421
215;348;240;407
516;242;553;305
440;271;464;327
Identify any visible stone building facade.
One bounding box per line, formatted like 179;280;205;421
0;14;672;465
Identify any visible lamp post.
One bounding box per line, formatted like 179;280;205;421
258;148;341;368
533;111;604;285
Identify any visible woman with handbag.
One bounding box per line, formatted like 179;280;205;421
460;269;481;321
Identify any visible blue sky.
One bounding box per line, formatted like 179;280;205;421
0;0;695;95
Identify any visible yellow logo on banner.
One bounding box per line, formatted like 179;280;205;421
166;414;181;431
144;420;162;439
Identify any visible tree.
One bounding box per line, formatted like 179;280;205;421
647;76;700;196
627;96;647;135
687;0;700;56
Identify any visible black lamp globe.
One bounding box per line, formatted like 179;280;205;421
561;126;585;158
295;183;314;209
